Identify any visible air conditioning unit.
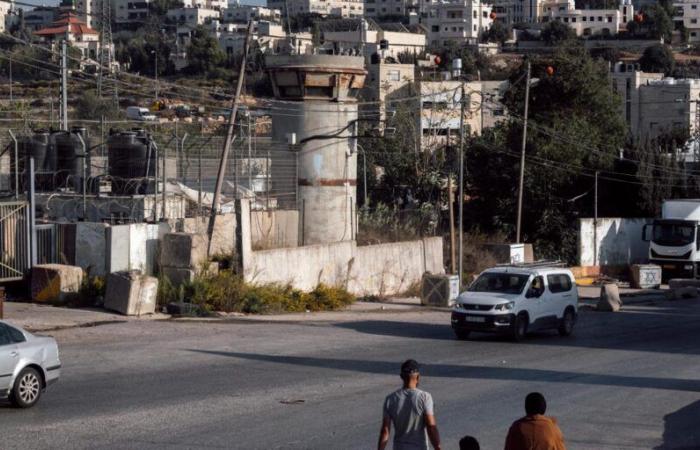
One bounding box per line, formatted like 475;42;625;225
421;273;460;307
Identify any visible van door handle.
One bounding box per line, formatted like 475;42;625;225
562;294;572;298
10;351;18;357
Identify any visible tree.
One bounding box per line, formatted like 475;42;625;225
482;21;510;44
466;45;627;261
628;4;673;41
74;90;121;120
541;20;576;45
639;44;675;75
185;26;226;76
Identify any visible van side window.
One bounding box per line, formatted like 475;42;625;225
547;274;573;293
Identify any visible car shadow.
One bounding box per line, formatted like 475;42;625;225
188;349;700;393
334;301;700;355
655;399;700;449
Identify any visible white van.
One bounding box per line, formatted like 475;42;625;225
126;106;156;122
451;265;578;341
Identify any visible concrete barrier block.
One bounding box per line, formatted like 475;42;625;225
161;266;196;286
673;286;699;300
669;278;700;289
630;264;661;289
30;264;83;303
104;270;158;316
597;283;622;312
160;232;208;269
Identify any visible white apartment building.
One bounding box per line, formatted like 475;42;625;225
222;4;281;23
114;0;152;24
422;0;493;47
181;0;226;10
364;0;419;18
674;0;700;42
167;7;220;25
267;0;363;17
610;61;700;141
420;80;482;151
24;6;57;31
543;0;633;36
322;20;426;62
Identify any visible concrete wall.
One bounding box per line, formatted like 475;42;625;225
244;237;444;296
240;199;443;295
579;218;651;267
250;209;299;249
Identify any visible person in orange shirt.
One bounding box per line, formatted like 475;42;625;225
504;392;566;450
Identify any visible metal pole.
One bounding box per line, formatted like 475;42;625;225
161;138;167;220
448;176;456;274
8;130;18;199
29;157;37;267
9;57;12;105
458;83;465;284
198;144;202;217
207;21;254;256
76;134;87;220
594;170;599;267
61;40;68;131
515;61;531;244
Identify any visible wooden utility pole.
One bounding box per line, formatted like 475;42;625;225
207;21;254;255
458;83;465;282
593;170;599;267
515;61;531;244
60;40;68;131
448;176;456;274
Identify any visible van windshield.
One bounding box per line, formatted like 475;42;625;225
468;273;530;295
653;222;695;247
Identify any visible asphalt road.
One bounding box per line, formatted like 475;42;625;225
2;300;700;449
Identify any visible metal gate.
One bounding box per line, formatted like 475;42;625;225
0;201;29;282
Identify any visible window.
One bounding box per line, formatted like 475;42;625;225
693;4;698;9
469;273;530;295
0;323;24;345
483;10;487;18
607;16;612;22
473;10;476;18
582;16;586;21
571;17;576;22
387;70;400;81
693;32;698;37
692;18;698;24
431;25;438;31
563;17;568;22
598;16;603;21
547;274;573;293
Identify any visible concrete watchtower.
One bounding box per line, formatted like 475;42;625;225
265;54;366;245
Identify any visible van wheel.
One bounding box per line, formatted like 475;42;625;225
559;309;575;337
512;314;528;342
454;329;471;340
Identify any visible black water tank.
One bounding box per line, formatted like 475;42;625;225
107;129;156;195
12;131;53;191
53;127;86;191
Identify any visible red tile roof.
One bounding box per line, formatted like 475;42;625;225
34;11;99;37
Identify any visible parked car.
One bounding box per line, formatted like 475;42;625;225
0;321;60;408
451;265;578;341
126;106;157;122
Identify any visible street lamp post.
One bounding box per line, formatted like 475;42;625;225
151;50;159;102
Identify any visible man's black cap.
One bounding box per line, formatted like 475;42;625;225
400;359;420;376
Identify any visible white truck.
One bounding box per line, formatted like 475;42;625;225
126;106;157;122
645;199;700;279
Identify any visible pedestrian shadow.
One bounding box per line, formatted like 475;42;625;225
655;400;700;449
187;349;700;393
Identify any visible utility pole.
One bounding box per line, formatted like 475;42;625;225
60;40;68;131
448;176;456;274
207;21;253;255
9;57;12;105
593;170;598;267
458;83;465;283
515;61;531;244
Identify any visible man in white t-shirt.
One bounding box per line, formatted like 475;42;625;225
377;359;442;450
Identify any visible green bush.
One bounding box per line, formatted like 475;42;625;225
158;270;355;314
